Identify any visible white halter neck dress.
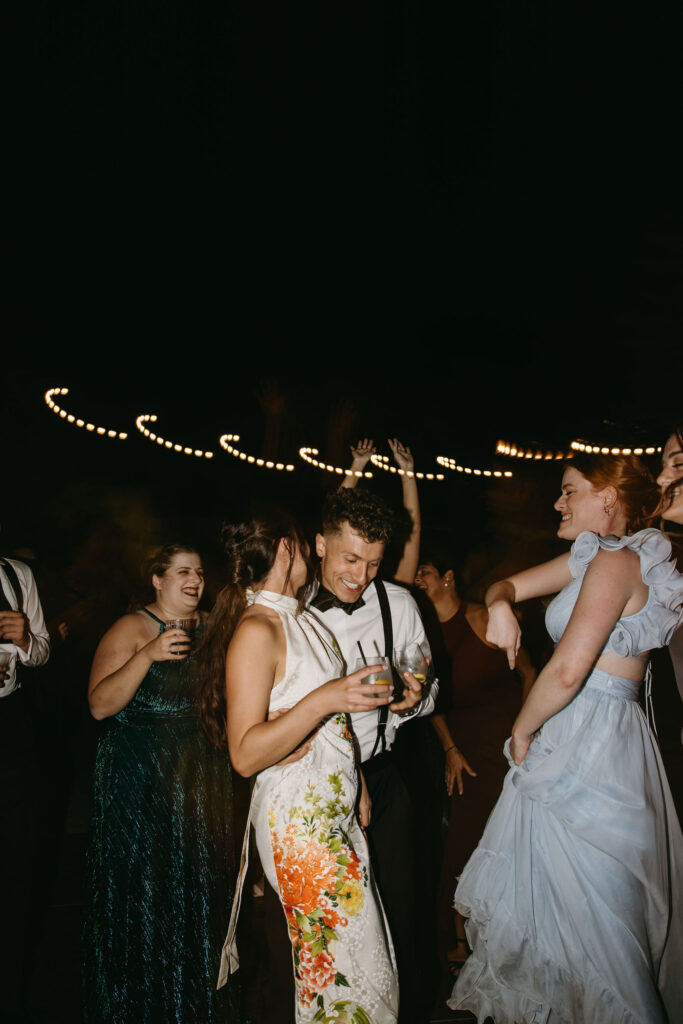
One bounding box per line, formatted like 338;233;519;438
219;589;398;1024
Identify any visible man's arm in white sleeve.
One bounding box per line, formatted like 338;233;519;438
16;563;50;667
392;591;438;721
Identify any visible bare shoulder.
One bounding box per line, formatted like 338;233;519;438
466;601;488;620
233;606;283;646
465;602;494;643
226;607;285;684
99;611;154;650
589;545;641;579
584;546;648;615
90;614;155;684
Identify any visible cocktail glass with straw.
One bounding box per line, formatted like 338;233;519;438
355;640;392;699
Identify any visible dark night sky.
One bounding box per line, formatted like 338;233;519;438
21;4;680;345
10;5;681;570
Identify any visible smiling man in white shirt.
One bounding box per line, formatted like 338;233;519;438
311;490;435;758
309;488;437;1024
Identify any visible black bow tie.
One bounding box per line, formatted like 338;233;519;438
310;586;366;616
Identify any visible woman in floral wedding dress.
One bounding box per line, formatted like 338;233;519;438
197;512;399;1024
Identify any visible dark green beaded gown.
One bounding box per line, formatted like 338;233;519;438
83;611;242;1023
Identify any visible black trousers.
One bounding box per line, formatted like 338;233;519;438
262;875;296;1024
362;750;424;1023
0;690;39;1023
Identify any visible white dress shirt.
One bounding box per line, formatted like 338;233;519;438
309;578;437;761
0;558;50;697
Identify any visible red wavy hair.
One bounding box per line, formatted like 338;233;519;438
569;453;658;533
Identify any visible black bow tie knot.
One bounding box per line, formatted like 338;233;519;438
310;586;366;616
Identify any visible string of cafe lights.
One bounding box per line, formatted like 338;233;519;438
498;438;662;459
44;388;128;440
496;441;568;461
50;389;660;476
136;415;214;459
570;439;661;456
220;434;295;472
298;447;371;477
437;456;513;479
369;454;444;481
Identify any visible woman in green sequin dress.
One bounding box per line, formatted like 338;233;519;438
82;545;242;1023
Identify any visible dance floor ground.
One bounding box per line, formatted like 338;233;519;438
26;734;477;1024
21;684;681;1023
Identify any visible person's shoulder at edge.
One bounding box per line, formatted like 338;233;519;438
2;556;35;581
379;578;419;601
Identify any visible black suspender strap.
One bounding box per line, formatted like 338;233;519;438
0;559;26;689
375;577;394;662
0;558;24;613
368;578;396;760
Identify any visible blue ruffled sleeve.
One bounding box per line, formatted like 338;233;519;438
568;529;683;656
567;531;600;580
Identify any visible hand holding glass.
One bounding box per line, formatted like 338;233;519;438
165;619;195;658
393;644;430;686
0;650;11;688
353;657;393;698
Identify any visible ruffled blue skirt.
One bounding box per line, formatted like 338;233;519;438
449;669;683;1023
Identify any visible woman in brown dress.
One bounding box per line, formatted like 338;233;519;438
414;557;536;976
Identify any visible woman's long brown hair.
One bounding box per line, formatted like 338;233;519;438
195;510;313;749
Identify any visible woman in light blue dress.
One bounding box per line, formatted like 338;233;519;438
449;454;683;1023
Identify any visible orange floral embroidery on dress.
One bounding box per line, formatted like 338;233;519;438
270;757;371;1018
276;840;340;918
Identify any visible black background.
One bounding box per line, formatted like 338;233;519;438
9;3;681;584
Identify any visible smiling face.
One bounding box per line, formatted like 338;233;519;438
316;522;385;603
554;466;609;540
657;432;683;524
414;563;447;602
152;551;205;612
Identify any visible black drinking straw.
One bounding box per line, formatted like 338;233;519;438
357;640;368;665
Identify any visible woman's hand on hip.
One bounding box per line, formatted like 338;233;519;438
510;730;532;765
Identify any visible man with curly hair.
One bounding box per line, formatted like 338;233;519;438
310;488;437;1024
261;489;435;1023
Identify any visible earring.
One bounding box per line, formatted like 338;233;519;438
603;504;612;515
